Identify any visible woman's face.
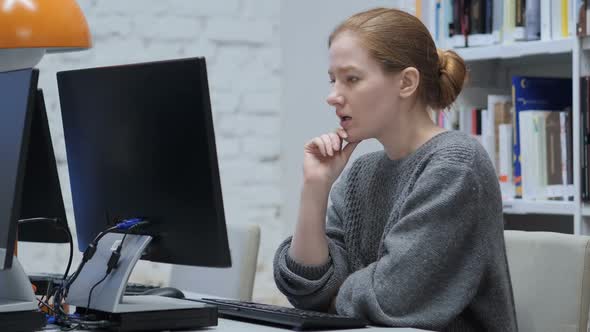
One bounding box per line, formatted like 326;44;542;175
327;31;402;143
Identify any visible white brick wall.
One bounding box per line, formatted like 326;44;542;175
17;0;285;304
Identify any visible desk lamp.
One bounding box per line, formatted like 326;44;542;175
0;0;91;71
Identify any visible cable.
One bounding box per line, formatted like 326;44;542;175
37;297;56;314
50;218;149;330
84;273;109;316
54;223;73;280
62;218;144;296
18;217;59;224
40;277;56;304
81;222;143;315
16;218;73;280
82;220;148;316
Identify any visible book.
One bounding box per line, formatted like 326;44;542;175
525;0;541;40
514;0;526;39
511;76;572;198
559;110;574;200
499;123;514;199
492;0;503;42
585;77;590;200
518;111;547;200
486;95;512;171
504;0;517;43
541;0;552;40
545;111;564;198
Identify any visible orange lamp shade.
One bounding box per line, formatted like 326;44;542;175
0;0;91;51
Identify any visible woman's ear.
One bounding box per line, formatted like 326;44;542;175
398;67;420;99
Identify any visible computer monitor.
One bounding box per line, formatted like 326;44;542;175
18;89;69;244
55;58;231;329
0;68;46;331
0;69;39;271
57;57;231;267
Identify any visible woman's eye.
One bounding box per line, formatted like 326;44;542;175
347;76;359;83
329;78;336;85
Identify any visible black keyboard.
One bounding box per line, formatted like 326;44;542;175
194;298;368;330
124;283;159;295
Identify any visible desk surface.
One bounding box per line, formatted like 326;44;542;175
41;291;430;331
45;319;429;331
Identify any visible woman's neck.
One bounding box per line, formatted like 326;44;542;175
378;103;446;161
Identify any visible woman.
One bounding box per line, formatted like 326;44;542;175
273;7;518;332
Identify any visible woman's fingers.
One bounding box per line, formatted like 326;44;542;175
328;132;341;151
320;134;334;156
336;128;348;141
307;130;348;157
311;137;327;157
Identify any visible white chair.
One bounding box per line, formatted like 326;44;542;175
168;223;260;301
504;230;590;332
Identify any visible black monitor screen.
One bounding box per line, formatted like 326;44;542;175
0;69;39;270
18;90;69;243
57;58;231;267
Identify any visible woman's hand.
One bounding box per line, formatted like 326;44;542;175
289;129;358;266
303;128;359;186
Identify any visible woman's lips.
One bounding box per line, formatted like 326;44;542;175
340;116;352;128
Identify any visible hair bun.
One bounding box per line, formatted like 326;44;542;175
437;48;448;75
434;48;467;110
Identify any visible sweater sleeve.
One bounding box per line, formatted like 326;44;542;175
273;172;352;311
335;161;500;330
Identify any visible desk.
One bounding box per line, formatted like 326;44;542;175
45;319;429;331
41;291;431;331
214;319;430;331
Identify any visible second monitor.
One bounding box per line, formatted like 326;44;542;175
56;57;231;330
57;57;231;268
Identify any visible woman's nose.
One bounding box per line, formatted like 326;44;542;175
326;91;343;106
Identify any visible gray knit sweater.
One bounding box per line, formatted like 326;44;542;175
274;131;518;332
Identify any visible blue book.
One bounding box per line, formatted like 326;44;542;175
511;76;572;198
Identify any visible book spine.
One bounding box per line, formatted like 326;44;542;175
512;79;522;198
470;0;483;34
499;124;514;199
504;0;516;43
525;0;541;40
577;0;587;36
583;77;589;201
492;0;503;42
552;0;564;39
519;112;533;199
545;112;562;198
486;0;494;33
560;112;569;200
540;0;552;40
562;0;569;37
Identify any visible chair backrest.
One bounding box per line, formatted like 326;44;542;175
504;230;590;332
168;223;260;301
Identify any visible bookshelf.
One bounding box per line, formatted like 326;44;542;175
502;200;577;216
456;39;574;61
452;39;584;233
426;0;589;234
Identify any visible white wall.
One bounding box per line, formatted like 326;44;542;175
280;0;410;231
17;0;283;304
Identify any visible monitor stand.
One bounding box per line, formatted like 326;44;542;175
0;251;46;332
67;233;216;331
